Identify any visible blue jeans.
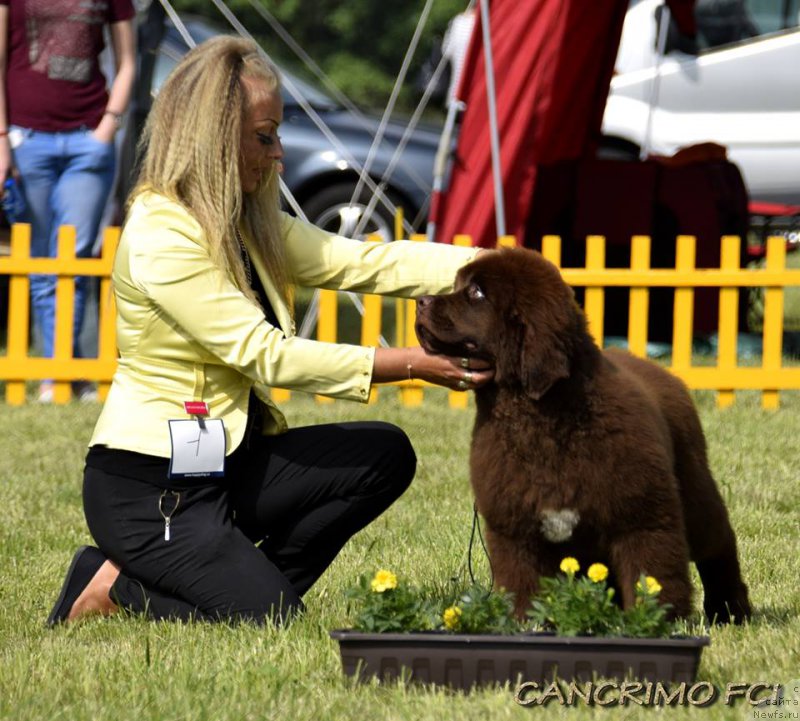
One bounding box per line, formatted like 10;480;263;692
11;126;116;359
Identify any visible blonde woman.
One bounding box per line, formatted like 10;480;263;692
47;36;493;625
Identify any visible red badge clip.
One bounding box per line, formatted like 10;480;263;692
184;401;209;416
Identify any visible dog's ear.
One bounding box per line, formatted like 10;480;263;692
493;297;574;400
519;321;570;400
492;312;570;399
493;250;588;399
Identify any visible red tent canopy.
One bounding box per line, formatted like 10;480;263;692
429;0;695;247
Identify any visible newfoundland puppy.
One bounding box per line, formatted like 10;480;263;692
415;248;751;623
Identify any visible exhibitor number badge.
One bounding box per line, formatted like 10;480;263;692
168;419;226;479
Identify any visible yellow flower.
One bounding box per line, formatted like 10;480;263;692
636;576;663;595
443;606;462;631
587;563;609;583
559;557;580;575
370;569;398;593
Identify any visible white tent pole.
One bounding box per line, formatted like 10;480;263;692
641;3;671;160
479;0;506;239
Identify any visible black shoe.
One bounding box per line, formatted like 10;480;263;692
46;545;106;627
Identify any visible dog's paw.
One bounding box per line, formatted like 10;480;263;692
540;508;580;542
704;587;752;625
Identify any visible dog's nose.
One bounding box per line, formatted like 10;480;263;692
417;295;433;309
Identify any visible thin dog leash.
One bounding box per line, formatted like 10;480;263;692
467;501;495;593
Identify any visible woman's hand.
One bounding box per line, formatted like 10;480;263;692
91;114;118;145
406;345;494;391
372;346;493;391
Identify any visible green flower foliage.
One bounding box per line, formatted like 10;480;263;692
345;573;438;633
620;575;675;638
348;564;677;638
346;573;520;634
443;584;519;635
528;574;623;637
527;565;677;638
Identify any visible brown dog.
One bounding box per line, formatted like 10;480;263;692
415;247;751;623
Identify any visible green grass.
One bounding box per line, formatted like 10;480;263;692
1;390;799;720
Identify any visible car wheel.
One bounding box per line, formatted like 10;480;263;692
301;183;406;242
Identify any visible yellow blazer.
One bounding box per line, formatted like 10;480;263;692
90;191;479;458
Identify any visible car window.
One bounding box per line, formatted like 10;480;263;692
643;0;800;60
695;0;799;51
744;0;799;35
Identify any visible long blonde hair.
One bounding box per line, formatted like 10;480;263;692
132;36;291;305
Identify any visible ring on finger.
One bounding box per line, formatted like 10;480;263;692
457;379;468;391
463;370;473;383
460;357;470;369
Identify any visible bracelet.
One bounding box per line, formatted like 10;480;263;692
0;130;8;137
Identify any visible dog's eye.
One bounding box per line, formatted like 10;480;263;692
466;283;485;301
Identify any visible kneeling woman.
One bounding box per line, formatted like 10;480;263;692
48;36;492;625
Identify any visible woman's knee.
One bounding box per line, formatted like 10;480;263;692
391;426;417;488
179;552;306;626
365;422;417;494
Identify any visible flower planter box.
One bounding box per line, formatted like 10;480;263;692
330;630;710;691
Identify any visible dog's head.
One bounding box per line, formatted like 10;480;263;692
415;248;592;400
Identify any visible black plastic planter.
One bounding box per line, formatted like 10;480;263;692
330;630;710;690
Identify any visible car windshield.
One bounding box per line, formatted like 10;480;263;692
156;17;339;111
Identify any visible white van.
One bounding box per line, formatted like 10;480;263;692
602;0;800;205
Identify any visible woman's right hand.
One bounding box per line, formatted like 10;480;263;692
404;345;494;392
371;346;494;390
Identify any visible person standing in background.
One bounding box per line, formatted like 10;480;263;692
0;0;136;402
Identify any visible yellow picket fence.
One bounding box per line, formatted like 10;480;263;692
1;224;119;405
1;224;799;408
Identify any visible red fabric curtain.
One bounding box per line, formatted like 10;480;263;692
430;0;630;247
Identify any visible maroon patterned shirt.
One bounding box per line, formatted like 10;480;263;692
1;0;135;132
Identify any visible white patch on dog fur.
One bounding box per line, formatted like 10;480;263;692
540;509;580;542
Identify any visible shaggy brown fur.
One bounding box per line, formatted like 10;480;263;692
415;248;751;623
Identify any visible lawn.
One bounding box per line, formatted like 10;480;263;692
1;389;798;721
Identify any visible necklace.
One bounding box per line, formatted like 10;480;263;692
235;228;252;286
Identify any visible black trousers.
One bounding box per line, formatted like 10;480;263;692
83;422;416;624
